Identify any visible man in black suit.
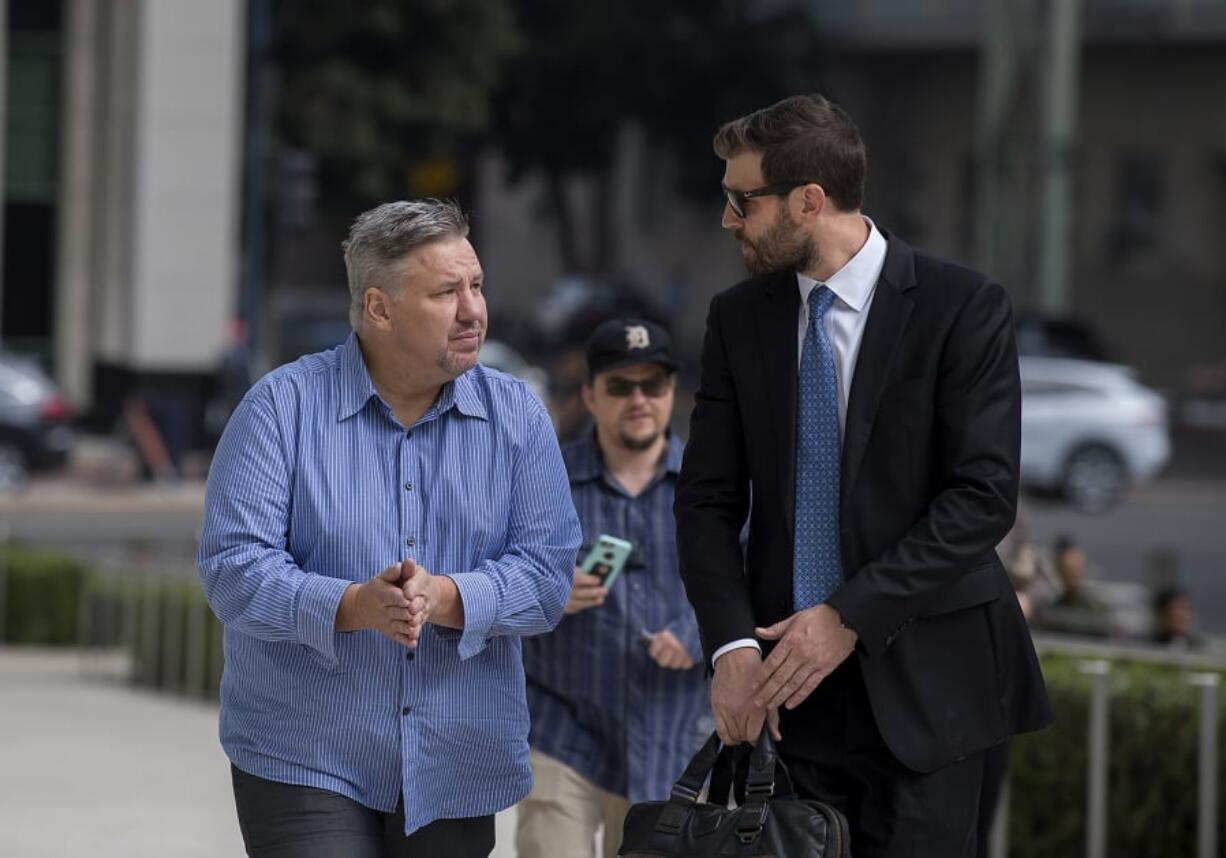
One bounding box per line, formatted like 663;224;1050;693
675;94;1052;857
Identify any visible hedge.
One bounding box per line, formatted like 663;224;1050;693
1010;654;1215;857
0;544;88;645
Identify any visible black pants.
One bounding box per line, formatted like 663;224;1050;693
775;661;1009;858
231;766;496;858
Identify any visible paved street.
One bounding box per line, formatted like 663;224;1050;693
0;649;520;857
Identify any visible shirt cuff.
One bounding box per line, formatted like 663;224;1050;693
711;638;761;668
447;572;497;660
294;574;352;668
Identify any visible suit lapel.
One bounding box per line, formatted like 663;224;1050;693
840;236;916;513
755;271;800;535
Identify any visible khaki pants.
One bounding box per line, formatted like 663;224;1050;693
515;751;630;858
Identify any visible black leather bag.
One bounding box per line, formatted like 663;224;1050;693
617;729;851;857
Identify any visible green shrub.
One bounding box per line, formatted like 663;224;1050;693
1009;654;1214;857
127;576;220;699
0;544;88;645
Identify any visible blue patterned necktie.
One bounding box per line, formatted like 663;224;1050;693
793;285;843;611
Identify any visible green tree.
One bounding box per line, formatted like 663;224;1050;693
490;0;823;272
273;0;521;209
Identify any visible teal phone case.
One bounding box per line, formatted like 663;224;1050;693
580;534;634;589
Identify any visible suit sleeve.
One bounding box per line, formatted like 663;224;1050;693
675;293;759;664
826;280;1022;657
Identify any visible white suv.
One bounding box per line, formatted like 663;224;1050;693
1019;357;1170;511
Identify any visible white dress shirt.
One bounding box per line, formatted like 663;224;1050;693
712;218;888;666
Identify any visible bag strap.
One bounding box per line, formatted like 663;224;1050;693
654;732;722;836
656;728;799;841
736;727;799;845
669;731;723;804
707;743;746;807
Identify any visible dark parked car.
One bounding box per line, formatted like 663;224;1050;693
1014;313;1110;362
0;353;75;490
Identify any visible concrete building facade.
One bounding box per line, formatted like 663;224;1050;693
1;0;244;437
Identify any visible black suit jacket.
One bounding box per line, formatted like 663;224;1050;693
675;231;1052;773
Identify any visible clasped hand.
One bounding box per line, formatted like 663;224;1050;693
710;604;857;745
336;559;441;648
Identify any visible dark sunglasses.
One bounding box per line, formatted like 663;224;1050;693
604;375;672;398
722;181;810;218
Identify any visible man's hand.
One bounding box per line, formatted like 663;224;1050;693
644;629;695;670
564;567;607;615
335;563;415;646
753;604;857;710
400;559;464;646
711;647;781;746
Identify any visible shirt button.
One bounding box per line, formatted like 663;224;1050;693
404;482;413;491
406;537;416;547
406;651;415;661
401;706;411;716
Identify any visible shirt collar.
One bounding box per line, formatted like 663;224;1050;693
336;332;380;422
796;216;887;313
336;332;489;423
449;370;489;421
570;431;683;484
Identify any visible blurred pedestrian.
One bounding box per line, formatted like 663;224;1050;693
1151;585;1203;650
996;508;1060;622
517;318;710;858
675;92;1050;858
1033;535;1114;637
198;199;581;857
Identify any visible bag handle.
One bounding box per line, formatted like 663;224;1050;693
668;731;723;805
656;727;796;840
736;728;783;845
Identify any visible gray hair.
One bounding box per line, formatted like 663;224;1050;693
342;199;470;328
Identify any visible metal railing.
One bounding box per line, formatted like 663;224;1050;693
987;634;1225;858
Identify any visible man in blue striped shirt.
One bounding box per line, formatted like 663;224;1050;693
517;318;712;858
199;199;581;857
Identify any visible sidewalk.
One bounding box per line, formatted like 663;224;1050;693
0;648;519;857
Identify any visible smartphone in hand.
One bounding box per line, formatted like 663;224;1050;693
579;534;634;590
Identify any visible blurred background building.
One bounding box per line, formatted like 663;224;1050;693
1;0;242;456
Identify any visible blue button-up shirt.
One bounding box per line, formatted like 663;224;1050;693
198;333;581;835
522;433;712;803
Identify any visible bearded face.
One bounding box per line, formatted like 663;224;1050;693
736;203;820;277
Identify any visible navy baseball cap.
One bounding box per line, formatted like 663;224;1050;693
585;318;682;377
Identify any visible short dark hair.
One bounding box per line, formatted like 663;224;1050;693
1053;534;1078;558
713;94;867;212
1153;585;1189;613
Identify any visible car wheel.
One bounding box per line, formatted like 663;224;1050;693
1061;444;1127;513
0;441;29;492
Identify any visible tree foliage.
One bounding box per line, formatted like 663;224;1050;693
272;0;521;206
489;0;824;269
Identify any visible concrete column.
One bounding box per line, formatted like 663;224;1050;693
1037;0;1082;315
54;0;101;405
0;0;9;334
96;0;139;364
127;0;244;371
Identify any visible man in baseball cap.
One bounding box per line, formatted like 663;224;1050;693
517;318;710;857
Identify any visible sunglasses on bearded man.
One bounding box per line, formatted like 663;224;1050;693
721;180;814;219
